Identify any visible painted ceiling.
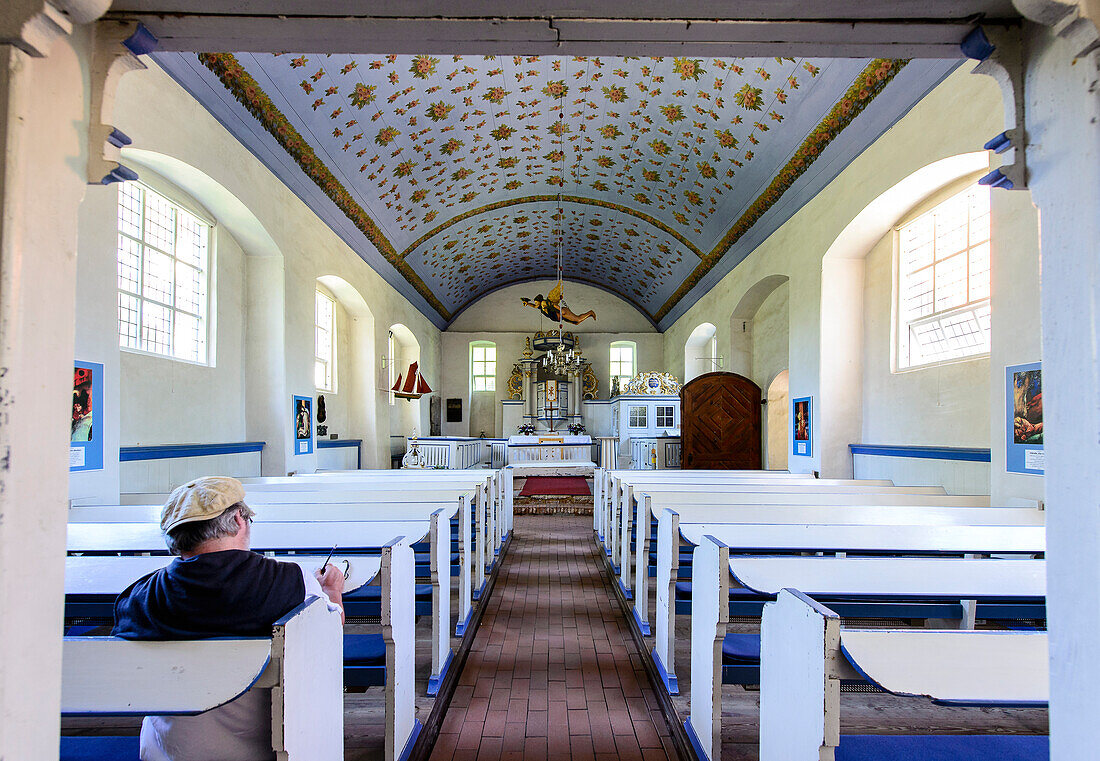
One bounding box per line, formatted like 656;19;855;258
154;52;956;328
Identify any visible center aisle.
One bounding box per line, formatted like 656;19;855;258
430;514;678;761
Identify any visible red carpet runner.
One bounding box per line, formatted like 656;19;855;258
518;476;591;497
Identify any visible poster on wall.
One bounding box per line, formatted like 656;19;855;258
446;398;462;423
293;395;313;455
1006;362;1043;475
70;361;104;472
792;396;812;457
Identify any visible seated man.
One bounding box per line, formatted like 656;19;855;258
113;476;345;761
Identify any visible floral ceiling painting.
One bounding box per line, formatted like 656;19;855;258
155;52;955;328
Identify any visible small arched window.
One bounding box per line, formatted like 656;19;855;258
471;341;497;392
610;341;636;388
895;184;991;370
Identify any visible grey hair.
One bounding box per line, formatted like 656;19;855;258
165;501;256;555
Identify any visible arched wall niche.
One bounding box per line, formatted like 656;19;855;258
684;322;717;383
766;370;790;471
817;151;991;478
317;275;378;466
388;322;423;438
727;274;790;382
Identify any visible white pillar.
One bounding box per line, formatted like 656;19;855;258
0;22;96;760
1016;20;1100;759
245;255;290;475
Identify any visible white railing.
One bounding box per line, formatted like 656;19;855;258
506;443;592;464
596;436;619;470
489;440;508;469
405;437;486;469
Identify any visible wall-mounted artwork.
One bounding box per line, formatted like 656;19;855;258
293;395;313;455
792;396;812;457
1007;362;1043;475
446;397;462;423
70;361;103;472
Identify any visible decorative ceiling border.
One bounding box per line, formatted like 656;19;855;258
654;57;908;323
400;195;705;260
198;52;452;320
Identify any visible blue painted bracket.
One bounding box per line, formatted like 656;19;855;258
617;578;633;601
455;608;474;637
653;648;678;695
396;719;423;761
633;608;651;637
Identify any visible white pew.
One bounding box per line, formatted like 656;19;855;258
73;495;476;638
753;589;1048;761
653;514;1045;695
67;517;455;697
617;484;973;600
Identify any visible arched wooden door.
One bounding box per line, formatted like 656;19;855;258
680;372;762;469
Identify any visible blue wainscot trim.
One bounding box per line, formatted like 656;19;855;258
618;578;633;601
120;441;265;462
849;444;991;463
426;648;453;696
653;649;678;695
317;438;362;469
455;607;474;637
683;718;709;761
633;608;651;637
397;718;423;761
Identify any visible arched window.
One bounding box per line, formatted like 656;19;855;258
895;183;991;370
684;323;718;382
387;330;396;405
314;288;336;392
116;181;212;364
470;341;497;392
609;341;636;388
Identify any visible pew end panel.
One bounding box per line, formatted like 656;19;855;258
759;589;849;761
632;494;653;635
685;535;730;761
382;538;421;761
653;508;679;693
428;509;453;696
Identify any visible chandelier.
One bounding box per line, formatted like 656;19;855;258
541;338;585;374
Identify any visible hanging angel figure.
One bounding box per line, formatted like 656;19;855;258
520;280;596;325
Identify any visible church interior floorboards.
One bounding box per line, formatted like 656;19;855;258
428;513;679;761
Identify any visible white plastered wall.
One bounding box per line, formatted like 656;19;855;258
664;64;1011;480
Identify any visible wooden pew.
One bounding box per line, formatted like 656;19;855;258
631;494;1039;628
67;517;455;696
614;482;975;597
653;515;1045;695
750;589;1048;761
61;543;418;761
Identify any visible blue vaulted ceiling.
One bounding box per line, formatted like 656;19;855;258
153;52;956;328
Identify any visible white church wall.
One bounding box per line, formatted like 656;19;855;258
69;60;442;492
751;283;790;394
663;63;1006;478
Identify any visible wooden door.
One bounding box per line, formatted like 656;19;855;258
680;372;762;469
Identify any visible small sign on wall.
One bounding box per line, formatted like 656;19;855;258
293;395;313;455
70;361;104;472
792;395;812;457
1006;362;1043;475
446;397;462;423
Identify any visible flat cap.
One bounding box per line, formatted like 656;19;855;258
161;476;246;533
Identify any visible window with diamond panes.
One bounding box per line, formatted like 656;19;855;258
896;184;991;370
471;342;496;392
117;182;210;363
609;341;636;389
315;290;335;392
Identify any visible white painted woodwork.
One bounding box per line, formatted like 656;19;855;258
728;556;1046;598
759;589;841;761
678;522;1046;554
383;540;419;761
61;637;273;714
429;508;450;691
65;554;380;595
839;629;1050;704
653;508;679;692
853;452;992;497
686;534;729;761
68;520;430;553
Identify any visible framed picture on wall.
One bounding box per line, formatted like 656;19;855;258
1006;362;1043;475
293;395;313;455
792;395;812;457
70;361;104;472
446;397;462;423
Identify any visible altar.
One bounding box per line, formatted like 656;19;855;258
506;434;593;466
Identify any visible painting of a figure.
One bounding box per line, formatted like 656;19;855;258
295;397;312;440
72;366;93;442
1013;369;1043;444
794;399;810;441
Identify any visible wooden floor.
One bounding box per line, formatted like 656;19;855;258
429;514;678;761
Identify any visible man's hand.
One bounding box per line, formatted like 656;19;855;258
315;564;345;623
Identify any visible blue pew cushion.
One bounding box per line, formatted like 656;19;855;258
836;734;1049;760
344;583;433;601
675;581;763;601
343;633;386;666
722;633;761;664
61;736;140;761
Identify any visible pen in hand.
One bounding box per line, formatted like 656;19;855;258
318;544;337;577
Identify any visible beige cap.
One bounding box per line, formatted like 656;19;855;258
161;476;247;533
